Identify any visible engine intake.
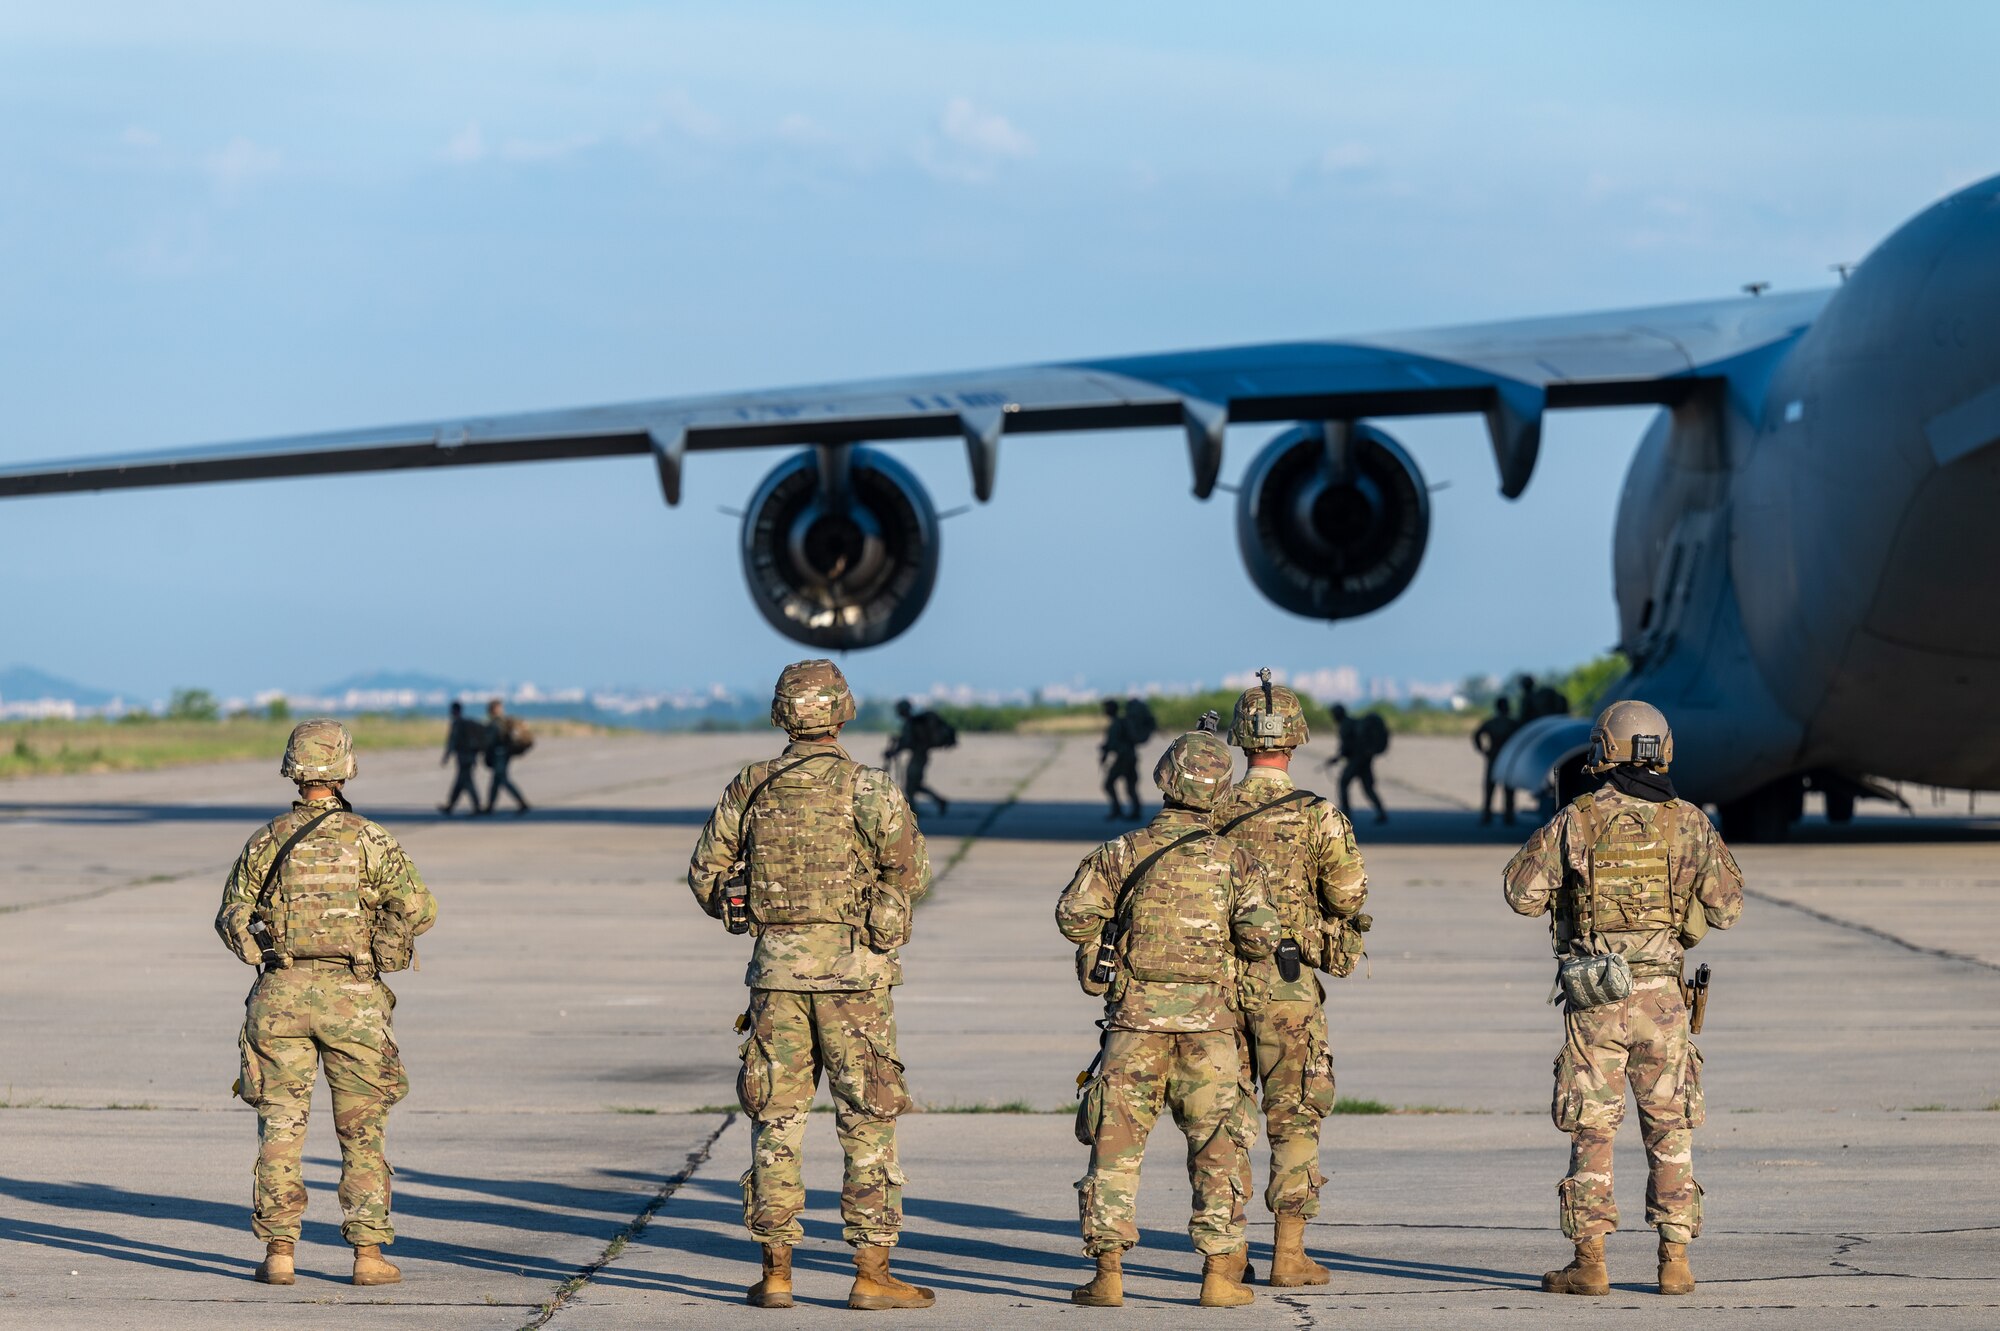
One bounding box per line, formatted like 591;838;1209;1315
1235;424;1430;620
740;446;939;649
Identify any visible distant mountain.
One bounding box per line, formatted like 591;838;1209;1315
0;664;119;706
317;669;487;695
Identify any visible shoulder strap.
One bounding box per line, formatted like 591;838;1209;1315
741;753;834;817
1109;826;1214;927
1214;789;1319;838
251;809;339;943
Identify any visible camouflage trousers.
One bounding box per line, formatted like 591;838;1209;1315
736;987;912;1247
1552;976;1705;1243
237;966;409;1245
1240;998;1340;1217
1075;1030;1252;1257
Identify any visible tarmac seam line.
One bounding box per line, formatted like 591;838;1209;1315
933;736;1066;887
0;867;209;916
1741;885;2000;974
518;1110;735;1331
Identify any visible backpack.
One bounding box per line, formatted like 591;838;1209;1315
1356;713;1390;759
916;711;958;749
1123;699;1158;744
505;717;535;757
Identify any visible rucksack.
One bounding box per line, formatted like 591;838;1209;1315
505;718;535;757
917;711;958;749
1356;713;1390;759
1123;699;1158;744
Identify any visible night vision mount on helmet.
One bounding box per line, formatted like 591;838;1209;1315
1230;666;1310;751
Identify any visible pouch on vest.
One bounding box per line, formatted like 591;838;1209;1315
1555;952;1634;1009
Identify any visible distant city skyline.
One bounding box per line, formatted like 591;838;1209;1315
5;4;1994;696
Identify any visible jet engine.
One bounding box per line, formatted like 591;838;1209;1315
740;446;940;649
1235;424;1430;621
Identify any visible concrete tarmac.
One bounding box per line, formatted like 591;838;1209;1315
1;732;1996;1328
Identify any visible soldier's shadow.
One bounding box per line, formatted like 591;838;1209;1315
600;1174;1207;1304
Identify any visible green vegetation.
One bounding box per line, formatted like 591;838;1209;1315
608;1105;661;1115
1328;1097;1477;1115
920;1100;1064;1114
0;712;602;781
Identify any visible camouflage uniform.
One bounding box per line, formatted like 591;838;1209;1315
1057;803;1280;1258
1210;768;1368;1219
688;735;932;1248
217;794;436;1247
1504;787;1743;1244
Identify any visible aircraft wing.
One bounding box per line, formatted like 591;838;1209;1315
0;289;1828;506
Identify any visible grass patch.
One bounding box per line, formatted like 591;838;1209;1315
608;1105;660;1115
1330;1097;1394;1115
0;714;605;781
0;1097;153;1110
0;1098;82;1110
919;1100;1066;1114
687;1104;738;1115
1908;1104;1950;1112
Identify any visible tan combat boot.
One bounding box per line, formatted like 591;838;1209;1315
1071;1250;1123;1307
747;1243;794;1309
1268;1214;1331;1287
351;1244;402;1287
254;1239;295;1285
1657;1238;1695;1295
1541;1236;1609;1296
848;1244;936;1310
1198;1248;1256;1307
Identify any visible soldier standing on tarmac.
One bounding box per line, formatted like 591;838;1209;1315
1473;697;1521;826
438;700;485;816
215;720;437;1288
885;699;952;816
688;660;937;1312
1057;730;1280;1309
1504;701;1743;1297
1210;670;1371;1287
1099;699;1141;821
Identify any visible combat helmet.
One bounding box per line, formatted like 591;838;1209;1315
771;659;857;737
1229;666;1309;751
1153;730;1235;812
1586;699;1673;774
280;718;356;783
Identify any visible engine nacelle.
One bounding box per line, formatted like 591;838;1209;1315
1235;423;1430;621
740;446;939;650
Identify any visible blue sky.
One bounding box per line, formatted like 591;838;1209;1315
3;2;1996;699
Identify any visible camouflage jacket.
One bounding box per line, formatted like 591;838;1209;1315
1503;785;1743;978
688;737;932;992
1209;767;1368;1005
1057;806;1281;1032
216;796;436;970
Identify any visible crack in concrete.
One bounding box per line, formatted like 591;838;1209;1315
1742;886;2000;974
1272;1289;1323;1327
519;1111;734;1330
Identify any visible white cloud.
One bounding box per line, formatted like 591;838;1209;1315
500;133;598;162
916;97;1035;185
204;136;281;191
939;96;1033;159
774;112;834;146
120;125;161;149
444;121;486;162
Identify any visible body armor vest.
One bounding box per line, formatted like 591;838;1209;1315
745;758;865;927
1562;792;1685;957
1118;833;1235;984
268;811;370;961
1213;790;1322;962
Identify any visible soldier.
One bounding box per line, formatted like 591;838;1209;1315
885;699;952;816
481;698;530;816
1057;730;1280;1309
1323;704;1388;825
1473;697;1520;826
215;720;437;1288
1503;701;1743;1297
1098;699;1140;821
1211;671;1370;1287
688;660;937;1312
437;700;486;816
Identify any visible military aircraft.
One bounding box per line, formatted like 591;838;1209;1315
5;175;1999;839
